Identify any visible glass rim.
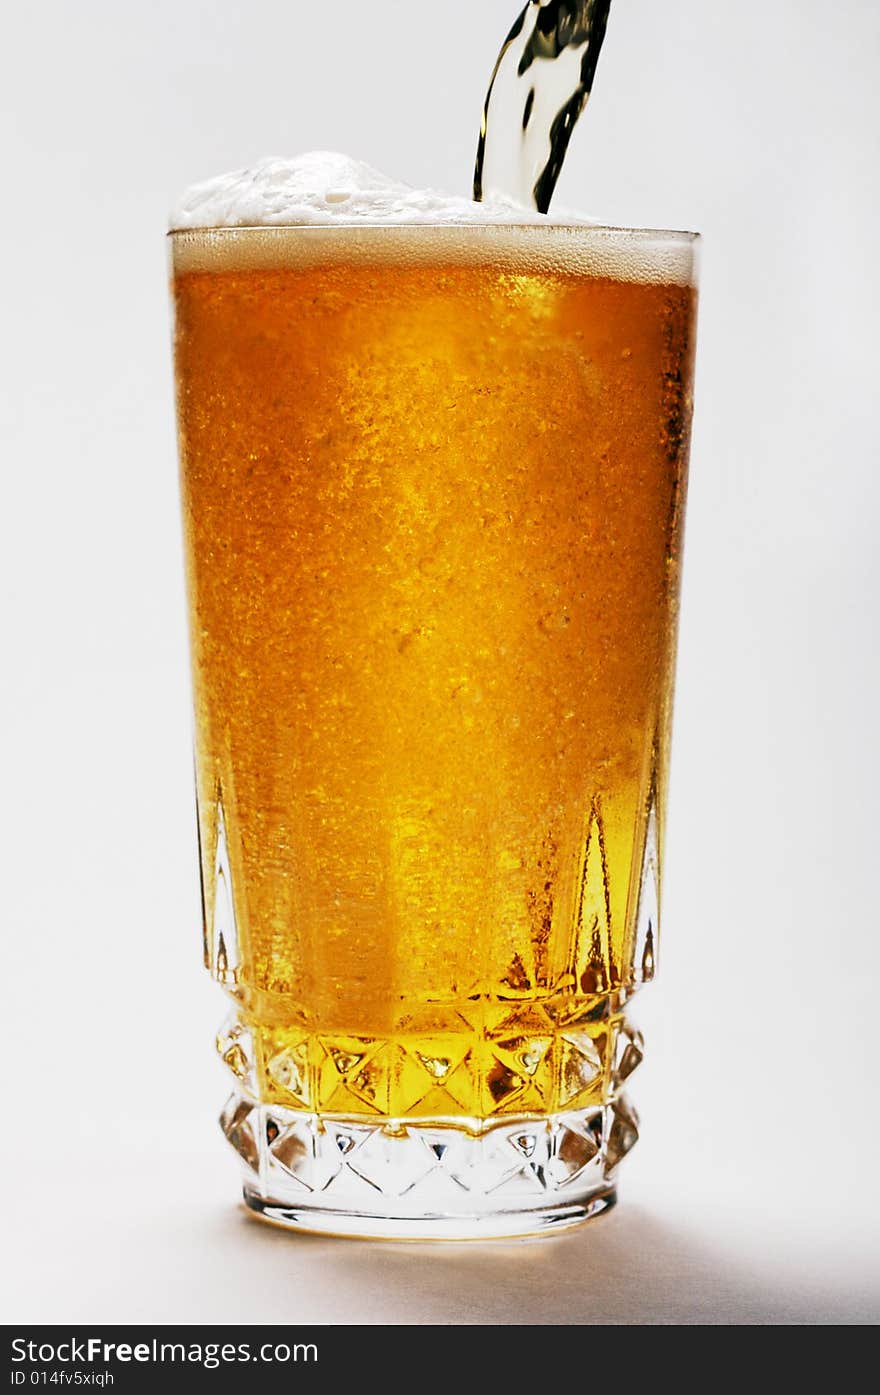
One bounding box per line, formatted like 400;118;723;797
167;222;700;243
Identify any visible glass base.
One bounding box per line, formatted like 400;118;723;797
243;1182;615;1240
223;1095;636;1240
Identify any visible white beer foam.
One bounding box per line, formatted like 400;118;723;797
171;151;552;230
170;152;698;285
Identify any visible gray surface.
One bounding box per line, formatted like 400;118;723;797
7;1132;878;1324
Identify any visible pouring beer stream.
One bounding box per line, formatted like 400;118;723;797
475;0;613;211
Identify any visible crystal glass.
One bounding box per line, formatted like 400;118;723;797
170;222;698;1237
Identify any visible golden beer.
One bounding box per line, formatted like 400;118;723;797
172;224;697;1231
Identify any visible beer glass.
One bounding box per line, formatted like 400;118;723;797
170;223;698;1237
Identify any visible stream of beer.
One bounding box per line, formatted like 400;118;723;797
474;0;613;212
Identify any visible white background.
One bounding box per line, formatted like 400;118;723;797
2;0;878;1324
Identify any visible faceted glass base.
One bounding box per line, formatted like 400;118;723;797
244;1181;616;1240
223;1095;637;1240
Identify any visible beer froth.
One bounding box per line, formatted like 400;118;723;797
170;153;695;287
171;150;547;230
